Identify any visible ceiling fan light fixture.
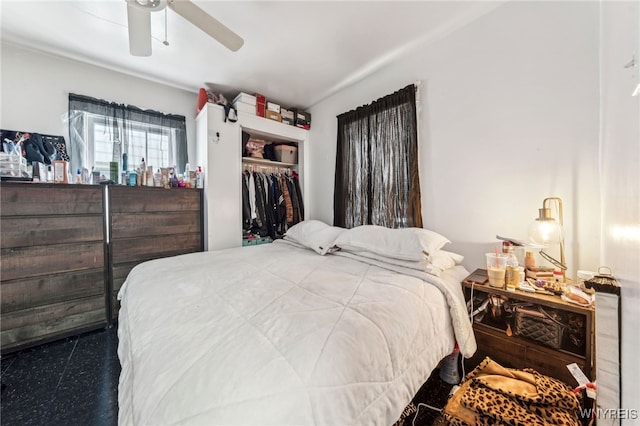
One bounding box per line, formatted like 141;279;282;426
125;0;243;55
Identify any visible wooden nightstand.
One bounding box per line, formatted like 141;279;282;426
462;272;595;385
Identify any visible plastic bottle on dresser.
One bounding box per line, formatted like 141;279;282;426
196;166;203;189
139;158;146;186
505;246;519;291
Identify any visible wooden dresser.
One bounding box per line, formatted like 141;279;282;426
108;186;204;321
0;182;204;353
1;183;107;353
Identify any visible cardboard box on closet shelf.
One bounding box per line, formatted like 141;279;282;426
234;101;256;115
274;145;298;164
255;93;266;117
265;110;282;122
293;109;311;129
233;92;257;106
267;102;281;113
281;108;295;125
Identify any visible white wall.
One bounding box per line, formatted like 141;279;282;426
600;1;640;423
308;0;639;418
0;42;198;164
308;1;600;279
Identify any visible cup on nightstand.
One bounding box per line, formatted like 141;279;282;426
486;253;508;288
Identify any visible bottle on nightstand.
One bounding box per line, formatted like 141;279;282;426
525;251;536;269
505;247;519;291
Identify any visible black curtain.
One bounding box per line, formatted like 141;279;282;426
334;84;422;228
68;93;187;173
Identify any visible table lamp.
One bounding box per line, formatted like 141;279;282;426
527;197;566;272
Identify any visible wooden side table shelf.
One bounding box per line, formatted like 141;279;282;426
462;273;595;385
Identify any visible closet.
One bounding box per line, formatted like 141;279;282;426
195;102;309;251
242;133;304;244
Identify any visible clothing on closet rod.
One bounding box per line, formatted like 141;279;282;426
292;171;304;221
281;175;294;225
242;167;304;239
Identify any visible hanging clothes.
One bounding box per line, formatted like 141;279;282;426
248;172;257;221
272;174;286;236
252;172;269;237
241;169;304;239
262;175;277;239
242;172;252;233
242;171;304;239
281;175;294;225
285;175;300;225
292;171;304;221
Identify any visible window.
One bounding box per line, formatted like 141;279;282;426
333;84;422;228
68;94;186;178
88;113;173;174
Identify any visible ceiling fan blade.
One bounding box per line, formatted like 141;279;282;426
168;0;244;52
127;2;152;56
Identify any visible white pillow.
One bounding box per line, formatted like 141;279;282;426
339;249;439;274
430;250;464;272
333;225;450;262
283;220;345;255
338;248;463;276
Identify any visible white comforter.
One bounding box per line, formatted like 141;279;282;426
117;241;475;425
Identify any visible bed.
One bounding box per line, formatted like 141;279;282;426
117;222;476;425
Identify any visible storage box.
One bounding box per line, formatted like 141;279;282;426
281;108;294;120
265;110;282;122
267;102;281;113
233;92;257;106
293;110;311;129
242;236;272;246
255;93;266;117
274;144;298;164
280;108;296;126
234;101;256;115
0;153;29;179
281;108;295;125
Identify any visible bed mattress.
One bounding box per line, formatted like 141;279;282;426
117;240;473;425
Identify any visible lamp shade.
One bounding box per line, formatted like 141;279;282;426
528;212;562;245
528;199;566;271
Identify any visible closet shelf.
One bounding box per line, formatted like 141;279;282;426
242;157;297;168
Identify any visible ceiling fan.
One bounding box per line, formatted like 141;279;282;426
126;0;244;56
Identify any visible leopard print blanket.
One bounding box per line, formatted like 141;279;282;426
442;357;581;426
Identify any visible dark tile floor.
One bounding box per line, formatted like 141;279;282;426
0;326;470;426
1;327;120;426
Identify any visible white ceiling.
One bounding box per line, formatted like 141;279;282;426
1;1;503;109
